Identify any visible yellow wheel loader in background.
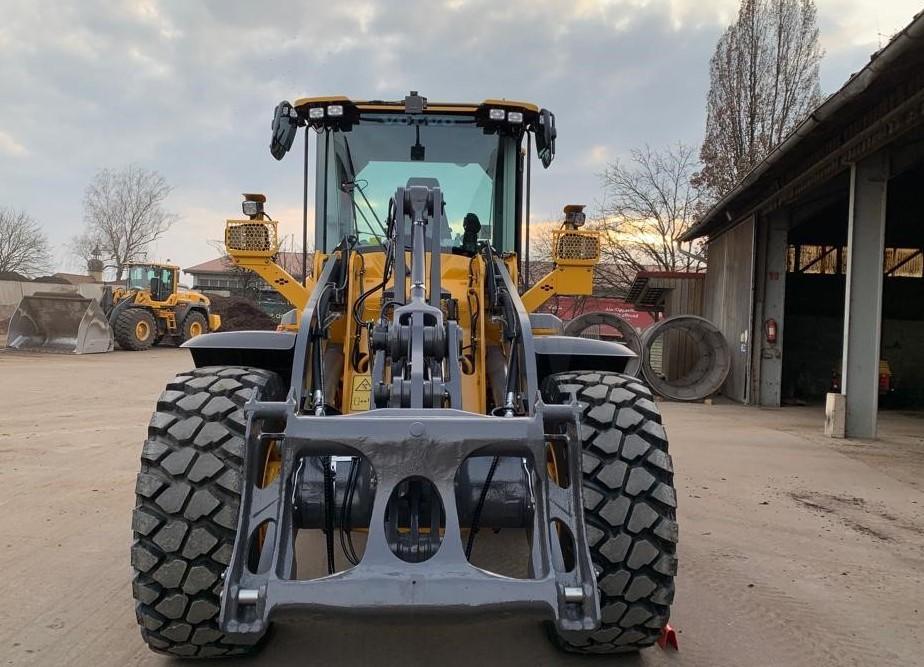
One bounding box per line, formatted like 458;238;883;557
6;262;220;353
103;262;221;350
130;93;677;659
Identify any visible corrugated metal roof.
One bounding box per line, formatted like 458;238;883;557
626;271;704;311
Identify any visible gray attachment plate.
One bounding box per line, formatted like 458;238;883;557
219;400;601;635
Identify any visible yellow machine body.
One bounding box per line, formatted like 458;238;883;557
223;219;600;415
112;262;221;336
129;95;677;661
5;262;220;354
217;94;603;415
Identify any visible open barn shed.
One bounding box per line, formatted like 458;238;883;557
681;11;924;438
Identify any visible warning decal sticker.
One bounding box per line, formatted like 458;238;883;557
350;374;372;412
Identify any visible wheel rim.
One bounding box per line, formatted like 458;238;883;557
258;442;282;548
188;321;203;337
547;442;561;485
262;442;281;488
135;320;151;341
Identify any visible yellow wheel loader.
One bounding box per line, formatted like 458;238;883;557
130;93;677;658
103;262;221;351
6;262;220;353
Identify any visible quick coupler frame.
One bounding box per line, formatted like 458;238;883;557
218;396;601;636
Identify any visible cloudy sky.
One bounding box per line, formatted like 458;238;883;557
0;0;920;278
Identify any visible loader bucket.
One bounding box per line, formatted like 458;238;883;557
6;292;113;354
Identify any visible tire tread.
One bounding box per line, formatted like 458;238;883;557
544;371;677;654
114;308;157;351
131;366;283;658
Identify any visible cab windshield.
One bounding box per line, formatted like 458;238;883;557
126;265;174;296
317;114;518;252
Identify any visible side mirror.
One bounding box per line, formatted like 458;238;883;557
535;108;557;168
270;100;298;161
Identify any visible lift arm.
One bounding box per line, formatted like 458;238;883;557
224;219;312;311
521;265;594;312
520;228;600;313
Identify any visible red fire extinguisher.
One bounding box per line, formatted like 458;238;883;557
764;318;778;344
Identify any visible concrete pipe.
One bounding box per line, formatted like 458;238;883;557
640;315;730;401
563;311;642;377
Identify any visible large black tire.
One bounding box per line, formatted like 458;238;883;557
131;366;284;657
181;311;209;343
114;308;157;351
543;371;678;654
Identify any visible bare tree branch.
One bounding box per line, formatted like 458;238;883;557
71;165;178;279
0;207;53;278
597;143;706;293
695;0;823;201
67;229;106;274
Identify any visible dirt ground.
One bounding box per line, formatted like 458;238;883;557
1;348;922;666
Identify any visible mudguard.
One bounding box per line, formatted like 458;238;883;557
534;334;636;381
183;330;296;382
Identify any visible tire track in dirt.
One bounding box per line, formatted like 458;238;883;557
790;490;924;548
679;539;904;667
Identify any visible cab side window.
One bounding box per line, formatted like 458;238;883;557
161;269;175;294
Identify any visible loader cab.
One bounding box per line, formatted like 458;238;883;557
125;263;177;302
291;95;555;254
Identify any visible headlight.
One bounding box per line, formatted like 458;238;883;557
327;104;344;117
564;210;586;228
308;107;324;120
242;201;260;217
488;108;506;121
507;111;523;124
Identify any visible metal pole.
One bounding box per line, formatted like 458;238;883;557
322;130;331;252
302;129;309;284
524;133;532;291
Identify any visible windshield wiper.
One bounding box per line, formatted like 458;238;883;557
342;180;386;245
342;135;387;244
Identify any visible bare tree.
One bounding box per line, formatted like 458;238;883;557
277;233;312;282
74;166;178;278
597;143;705;293
67;229;102;273
695;0;823;200
0;207;53;277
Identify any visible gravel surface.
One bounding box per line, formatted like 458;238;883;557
0;347;922;666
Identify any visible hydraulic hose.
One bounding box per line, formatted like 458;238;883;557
322;456;336;574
